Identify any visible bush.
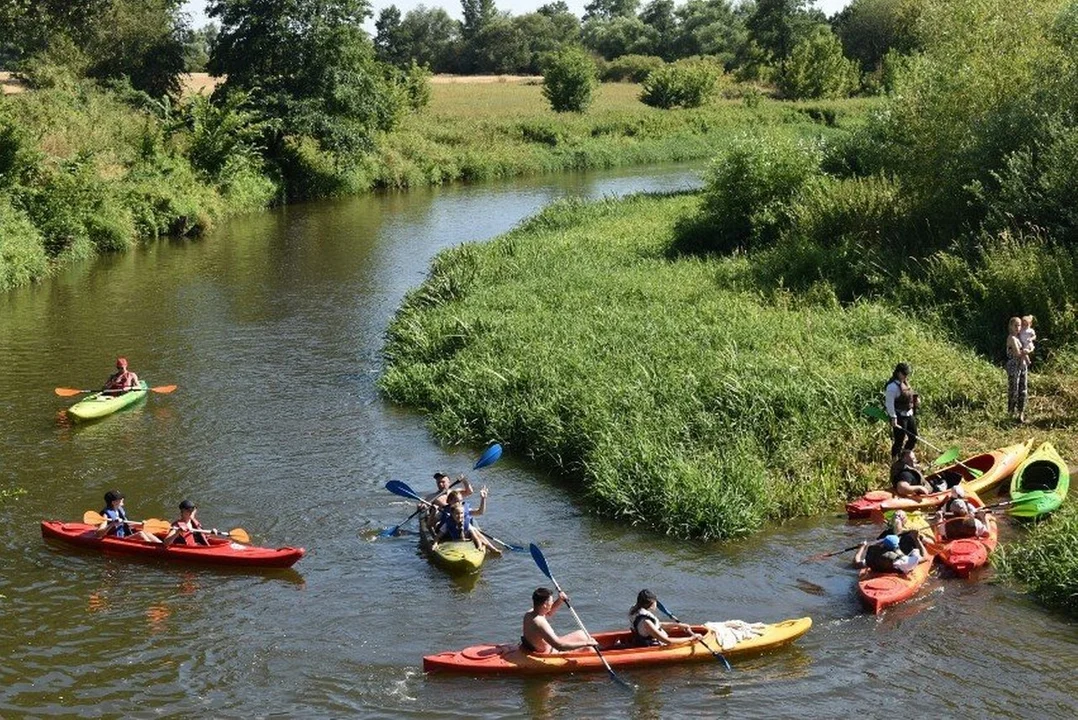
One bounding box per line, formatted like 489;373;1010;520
0;192;47;290
602;54;664;83
676;132;823;254
780;26;860;100
401;61;433;111
640;60;720;109
542;47;599;113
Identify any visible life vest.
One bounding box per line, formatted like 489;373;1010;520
103;370;138;395
865;544;903;572
630;609;661;647
437;505;472;540
102;506;130;538
171;517;209;546
885;377;913;414
890;463;925;491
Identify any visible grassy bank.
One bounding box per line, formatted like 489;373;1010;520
372;82;878;188
380;191;1005;539
994;504;1078;615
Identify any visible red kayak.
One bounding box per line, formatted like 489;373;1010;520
929;491;998;578
41;520;305;569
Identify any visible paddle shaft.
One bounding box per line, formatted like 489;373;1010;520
863;406;982;478
56;385;176;397
384;479;461;536
656;601;731;669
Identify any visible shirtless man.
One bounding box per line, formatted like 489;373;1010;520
520;587;599;654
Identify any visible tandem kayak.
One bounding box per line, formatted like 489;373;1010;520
423;617;812;675
67;382;148;421
856;513;936;614
929;490;998;578
1009;441;1070;519
418;521;485;574
41;521;305;569
845;440;1032;518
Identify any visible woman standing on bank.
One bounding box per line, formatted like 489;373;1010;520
1006;316;1029;423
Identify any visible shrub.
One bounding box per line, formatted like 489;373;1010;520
602;54;664;83
640;60;720;109
0;192;47;290
780;26;860;100
542;47;599;113
401;61;433;111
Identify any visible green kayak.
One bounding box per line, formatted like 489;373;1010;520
1009;441;1070;519
67;381;149;422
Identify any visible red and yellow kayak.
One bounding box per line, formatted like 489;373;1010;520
41;520;305;569
422;617;811;675
845;440;1031;518
929;490;998;577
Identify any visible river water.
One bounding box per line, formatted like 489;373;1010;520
0;165;1074;718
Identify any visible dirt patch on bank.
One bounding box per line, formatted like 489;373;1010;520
431;74;541;84
1;71;28;94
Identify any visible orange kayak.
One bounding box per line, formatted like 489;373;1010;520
845;440;1031;518
423;617;812;675
856;514;936;614
929;490;998;577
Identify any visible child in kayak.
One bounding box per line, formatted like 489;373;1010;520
431;491;501;556
855;533;927;575
876;510;924;554
628;589;703;648
102;357;140;396
520;587;599;654
424;472;473;529
94;490;162;543
163;499;215;546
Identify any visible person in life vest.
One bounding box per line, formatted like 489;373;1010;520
519;587;599;654
628;589;703;648
889;450;932;497
423;472;473;530
933;487;992;540
855;533;927;575
164;499;215;546
94;489;162;543
875;510;925;554
102;357;140;396
431;489;501;556
885;362;920;461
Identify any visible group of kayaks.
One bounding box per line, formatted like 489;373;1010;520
848;439;1070;614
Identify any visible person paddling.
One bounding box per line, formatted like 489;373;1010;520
102;357;140;396
164;499;215;546
933;487;991;540
94;490;162;543
424;472;473;528
855;533;927;575
628;589;702;648
520;587;599;654
431;491;502;556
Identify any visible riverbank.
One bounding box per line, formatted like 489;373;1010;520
0;77;875;291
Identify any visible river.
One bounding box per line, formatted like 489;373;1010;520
0;164;1074;718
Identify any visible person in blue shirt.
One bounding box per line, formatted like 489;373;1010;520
94;490;162;543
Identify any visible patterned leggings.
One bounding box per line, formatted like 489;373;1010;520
1006;358;1028;415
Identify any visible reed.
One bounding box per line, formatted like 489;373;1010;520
994;504;1078;615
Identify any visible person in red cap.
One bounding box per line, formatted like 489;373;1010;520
164;499;215;546
102;357;140;396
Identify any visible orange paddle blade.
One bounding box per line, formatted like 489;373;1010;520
56;388;89;397
142;519;172;534
229;528;251;544
150;385;177;394
83;510;106;525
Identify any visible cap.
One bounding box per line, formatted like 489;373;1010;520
104;489;124;504
433;472;449;481
116;357;128;369
882;534;900;551
179;499;196;511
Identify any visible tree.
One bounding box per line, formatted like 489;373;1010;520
208;0;403;160
398;6;460;72
746;0;819;67
375;6;408;67
779;25;859;99
512;12;581;74
583;16;654;60
469;17;530;74
461;0;497;40
832;0;924;73
542;46;598;112
583;0;640;22
639;0;677;59
674;0;748;66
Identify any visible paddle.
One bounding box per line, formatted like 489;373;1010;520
379;443;502;538
188;527;251;544
861;405;982;478
655;599;731;670
56;384;177;397
529;543;635;691
931;447;960;467
806;542;865;562
82;510;170;534
384;480;525;551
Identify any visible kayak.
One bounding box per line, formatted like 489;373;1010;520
845;440;1032;518
418;520;485;574
856;512;935;614
40;520;305;568
67;381;149;421
1009;441;1070;519
422;617;812;675
929;490;997;577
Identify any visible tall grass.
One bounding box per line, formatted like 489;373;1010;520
381;193;999;539
994;504;1078;615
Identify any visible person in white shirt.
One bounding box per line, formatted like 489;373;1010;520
884;362;920;461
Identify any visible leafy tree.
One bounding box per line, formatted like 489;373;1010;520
639;0;678;59
469;17;530;74
583;16;655;59
779;25;859;99
398;6;460;72
512;12;581;74
583;0;640;22
832;0;924;73
461;0;497;40
542;46;599;112
746;0;821;66
183;23;219;73
375;6;408;67
208;0;404;162
674;0;748;66
640;58;720;108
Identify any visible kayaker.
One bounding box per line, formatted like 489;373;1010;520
520;587;599;654
95;490;162;544
628;589;703;648
102;357;140;396
885;362;919;460
855;533;927;575
424;472;473;528
889;450;931;497
934;488;991;540
876;510;923;554
430;497;502;556
163;499;214;546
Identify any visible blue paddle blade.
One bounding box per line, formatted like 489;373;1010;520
530;543;553;581
655;600;678;623
475;443;502;470
385;480;421;502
